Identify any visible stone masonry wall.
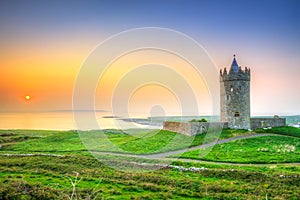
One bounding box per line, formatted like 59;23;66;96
163;122;228;136
250;118;286;130
162;122;191;136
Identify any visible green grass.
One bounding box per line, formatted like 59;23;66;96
255;126;300;138
1;129;254;155
178;135;300;164
0;130;60;147
218;128;252;139
0;154;300;199
1;129;300;199
2;130;86;153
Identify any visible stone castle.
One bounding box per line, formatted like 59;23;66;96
220;55;251;129
163;55;286;135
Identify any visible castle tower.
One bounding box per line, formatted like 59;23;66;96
220;55;251;129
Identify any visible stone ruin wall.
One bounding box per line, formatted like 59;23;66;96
163;118;286;136
163;121;228;136
250;118;286;130
162;122;191;136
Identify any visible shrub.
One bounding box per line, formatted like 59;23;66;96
190;118;208;123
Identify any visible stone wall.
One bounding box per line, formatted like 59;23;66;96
250;118;286;130
163;121;228;136
162;122;191;136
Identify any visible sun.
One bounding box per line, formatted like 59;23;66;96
25;95;31;100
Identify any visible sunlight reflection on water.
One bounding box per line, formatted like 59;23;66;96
0;111;159;130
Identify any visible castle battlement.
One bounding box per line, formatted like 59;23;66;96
220;55;250;82
220;67;250;81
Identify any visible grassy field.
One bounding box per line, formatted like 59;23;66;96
1;154;300;199
255;126;300;138
1;129;253;155
177;136;300;163
0;127;300;199
177;127;300;164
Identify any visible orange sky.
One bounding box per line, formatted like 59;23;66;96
0;34;94;112
1;36;299;115
95;49;212;116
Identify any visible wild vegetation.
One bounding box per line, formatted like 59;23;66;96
177;136;300;164
0;127;299;199
189;118;208;122
1;154;299;199
255;126;300;138
1;129;253;155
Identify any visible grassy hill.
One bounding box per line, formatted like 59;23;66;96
1;129;253;155
176;127;300;164
176;136;300;163
0;127;300;199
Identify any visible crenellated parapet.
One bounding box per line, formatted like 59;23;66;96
220;66;250;82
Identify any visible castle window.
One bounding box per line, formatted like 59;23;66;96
230;85;233;92
227;95;230;100
234;112;240;117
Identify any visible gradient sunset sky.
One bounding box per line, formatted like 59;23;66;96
0;0;299;115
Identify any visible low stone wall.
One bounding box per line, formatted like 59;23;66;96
163;121;228;136
163;118;286;134
162;122;191;135
250;118;286;130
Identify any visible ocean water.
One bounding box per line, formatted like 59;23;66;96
0;112;77;130
0;111;212;130
1;112;297;130
0;111;162;130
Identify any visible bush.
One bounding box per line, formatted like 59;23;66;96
190;118;208;123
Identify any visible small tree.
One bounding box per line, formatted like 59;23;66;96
199;118;207;122
189;118;207;123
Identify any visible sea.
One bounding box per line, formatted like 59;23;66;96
0;111;298;130
0;111;162;130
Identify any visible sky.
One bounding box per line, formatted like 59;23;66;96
0;0;299;116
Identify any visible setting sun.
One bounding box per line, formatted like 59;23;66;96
25;95;31;100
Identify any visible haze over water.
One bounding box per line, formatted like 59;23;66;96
1;111;297;130
0;111;162;130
